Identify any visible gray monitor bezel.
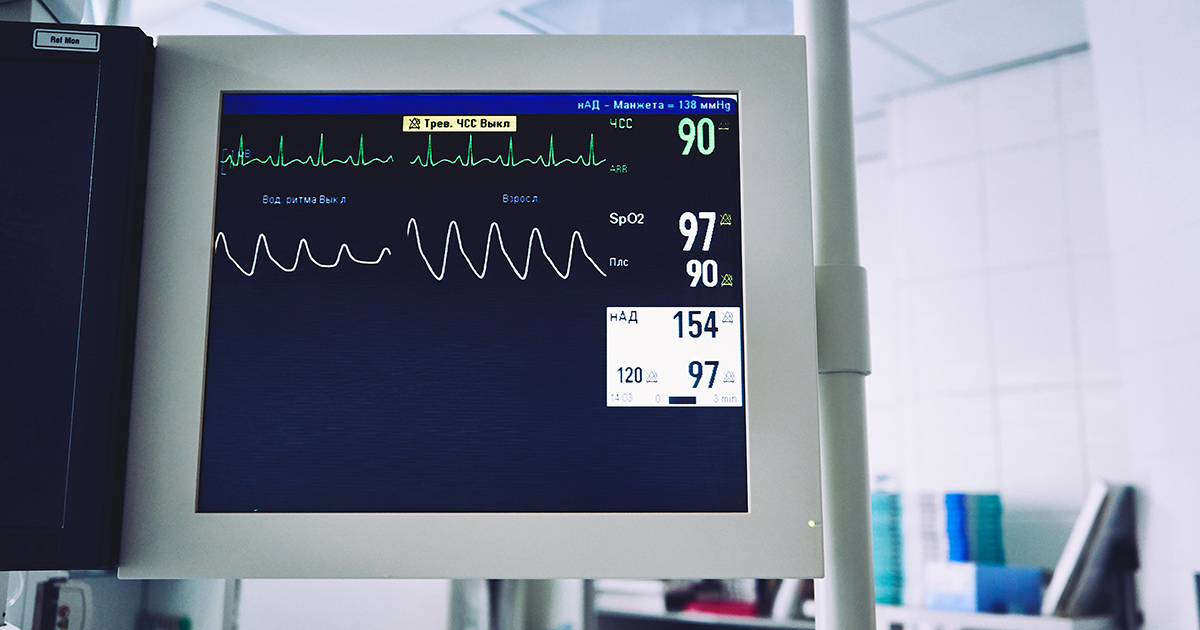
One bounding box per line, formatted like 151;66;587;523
120;34;822;578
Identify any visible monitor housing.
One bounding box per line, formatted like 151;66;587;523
1043;482;1140;622
120;35;821;578
0;22;153;571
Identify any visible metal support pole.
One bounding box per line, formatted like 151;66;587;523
815;373;874;630
796;0;876;628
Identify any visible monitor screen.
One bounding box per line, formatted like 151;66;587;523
200;92;748;513
121;35;821;578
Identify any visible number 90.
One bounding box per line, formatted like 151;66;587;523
678;117;716;156
686;259;719;287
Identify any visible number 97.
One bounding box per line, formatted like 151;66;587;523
688;360;719;388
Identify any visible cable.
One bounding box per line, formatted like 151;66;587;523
5;568;23;609
3;571;25;629
6;571;25;609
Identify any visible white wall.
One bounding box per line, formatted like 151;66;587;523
855;49;1128;602
861;4;1200;621
1083;0;1200;626
237;579;450;630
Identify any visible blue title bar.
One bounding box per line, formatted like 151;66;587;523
222;93;737;116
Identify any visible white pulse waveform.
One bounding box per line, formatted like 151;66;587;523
213;220;608;279
405;218;607;280
213;232;391;276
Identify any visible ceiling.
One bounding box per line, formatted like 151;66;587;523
846;0;1088;116
135;0;1089;118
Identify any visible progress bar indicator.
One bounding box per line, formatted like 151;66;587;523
607;307;744;407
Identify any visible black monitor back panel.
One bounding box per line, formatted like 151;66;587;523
0;21;153;570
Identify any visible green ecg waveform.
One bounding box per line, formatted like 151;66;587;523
220;134;395;168
410;134;606;168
